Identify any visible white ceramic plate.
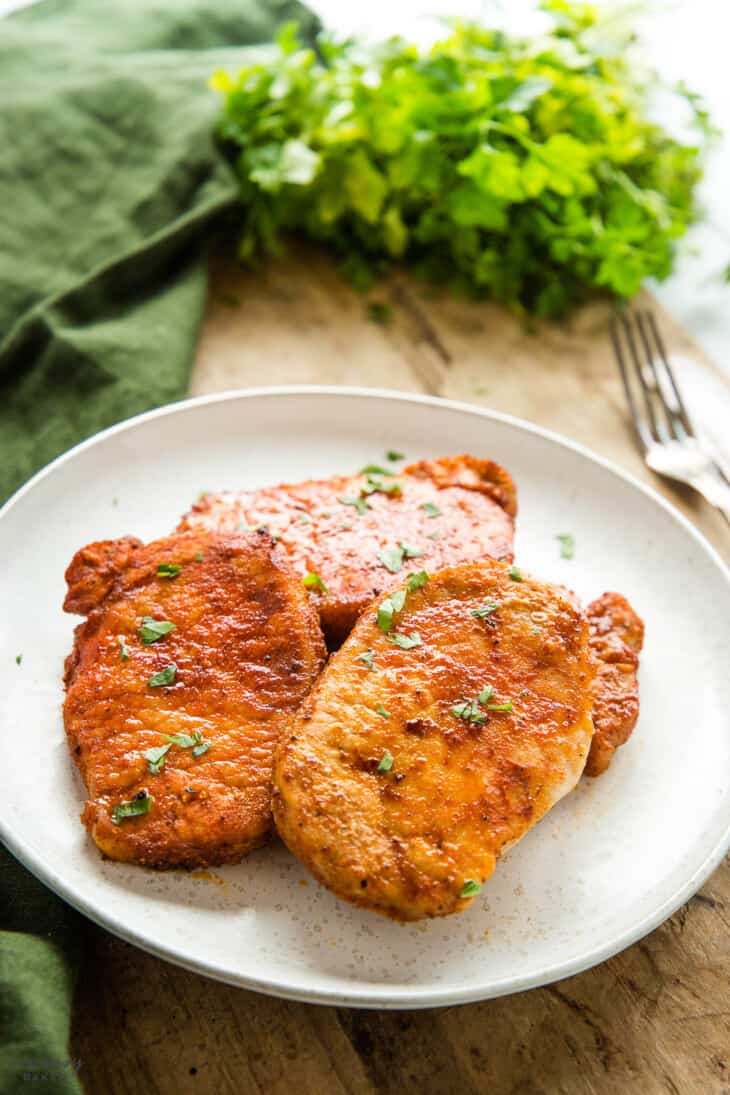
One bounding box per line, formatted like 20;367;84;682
1;387;729;1009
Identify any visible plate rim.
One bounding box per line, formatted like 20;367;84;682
1;384;729;1009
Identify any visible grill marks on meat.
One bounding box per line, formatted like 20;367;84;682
178;455;517;646
63;531;326;868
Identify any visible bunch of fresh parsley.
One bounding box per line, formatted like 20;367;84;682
211;1;711;318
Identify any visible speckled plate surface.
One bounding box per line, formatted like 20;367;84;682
1;387;729;1008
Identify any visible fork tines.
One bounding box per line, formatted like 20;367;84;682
610;309;694;452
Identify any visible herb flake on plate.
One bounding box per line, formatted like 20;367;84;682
556;533;575;559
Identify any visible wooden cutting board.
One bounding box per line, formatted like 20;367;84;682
70;245;730;1095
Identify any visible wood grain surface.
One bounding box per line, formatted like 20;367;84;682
70;244;730;1095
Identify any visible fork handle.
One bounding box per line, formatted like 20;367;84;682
693;471;730;526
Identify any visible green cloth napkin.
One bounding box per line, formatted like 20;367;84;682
0;2;318;1091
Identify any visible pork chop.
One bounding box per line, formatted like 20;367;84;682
273;559;596;921
63;530;326;868
178;455;516;646
585;592;644;776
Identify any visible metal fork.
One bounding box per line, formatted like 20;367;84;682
610;309;730;526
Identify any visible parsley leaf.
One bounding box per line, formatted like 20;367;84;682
377;546;404;573
421;502;442;518
157;563;181;579
460;880;481;898
400;542;423;559
377;751;394;773
302;572;329;594
406;570;429;592
359;464;391;476
148;664;177;688
15;654;22;666
387;631;422;649
139;617;176;644
362;474;402;498
339;494;370;516
376;704;390;719
453;687;512;723
487;700;514;713
376;589;406;632
556;533;575;559
471;602;498;619
212;15;710;318
386;450;404;462
508;565;522;582
144;743;171;775
111;790;152;824
163;730;211;756
358;650;376;669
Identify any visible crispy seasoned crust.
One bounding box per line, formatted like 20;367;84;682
272;560;595;921
63;536;142;616
178;455;517;647
63;530;326;868
585;592;644;777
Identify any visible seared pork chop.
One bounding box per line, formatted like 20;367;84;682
179;455;516;646
273;559;596;921
63;531;326;868
585;592;644;776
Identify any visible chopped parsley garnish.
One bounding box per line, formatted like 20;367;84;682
377;542;423;573
358;650;376;669
451;700;486;726
15;654;22;666
111;790;152;824
302;572;329;594
148;664;177;688
377;546;405;573
508;564;523;581
487;700;514;713
471;602;498;619
144;743;171;775
453;687;513;724
157;563;181;579
421;502;442;518
339;494;370;516
556;533;575;559
362;474;403;498
386;450;404;462
406;570;429;592
377;751;394;773
359;463;391;476
376;705;390;719
194;552;204;562
387;631;422;649
163;730;211;758
377;590;406;632
460;880;481;898
118;636;130;660
139;617;176;644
